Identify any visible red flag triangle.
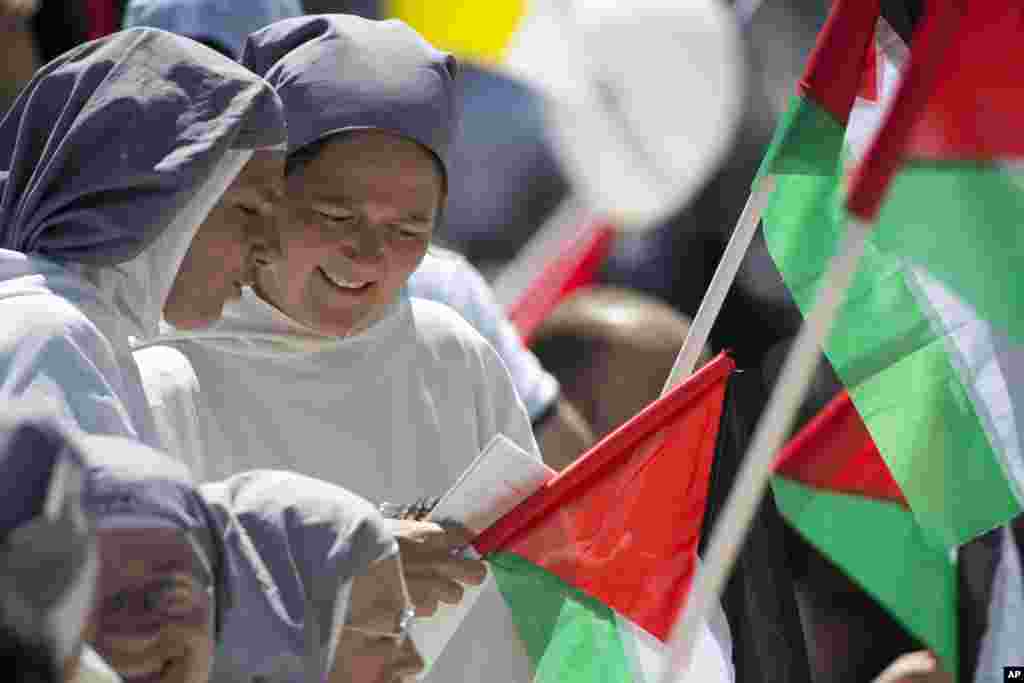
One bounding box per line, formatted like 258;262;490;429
773;390;907;507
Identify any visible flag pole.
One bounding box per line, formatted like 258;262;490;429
657;217;870;682
491;196;592;309
661;174;776;394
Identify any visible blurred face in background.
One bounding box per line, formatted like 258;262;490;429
0;1;39;108
165;151;285;329
87;528;215;683
256;130;442;337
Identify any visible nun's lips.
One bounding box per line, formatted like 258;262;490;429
318;266;375;294
124;673;163;683
121;660;170;683
232;273;258;299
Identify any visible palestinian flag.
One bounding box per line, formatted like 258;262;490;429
506;218;616;344
771;390;958;676
767;1;1024;550
474;354;735;682
847;2;1024;346
755;0;879;197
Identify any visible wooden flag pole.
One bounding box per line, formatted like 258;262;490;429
661;174;776;395
658;217;870;682
491;196;591;309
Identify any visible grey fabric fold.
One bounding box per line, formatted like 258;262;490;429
0;406;96;664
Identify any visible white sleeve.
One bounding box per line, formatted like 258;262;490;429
410;251;560;423
133;345;207;479
0;297;140;441
474;332;541;461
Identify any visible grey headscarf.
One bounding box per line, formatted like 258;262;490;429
240;14;459;185
0;405;96;667
81;440;397;683
201;471;398;682
0;27;285;266
0;28;288;451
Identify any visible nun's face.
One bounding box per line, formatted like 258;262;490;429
330;554;424;683
164;151;286;330
86;528;215;683
257;130;442;337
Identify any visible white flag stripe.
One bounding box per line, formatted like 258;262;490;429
614;613;733;683
907;269;1024;503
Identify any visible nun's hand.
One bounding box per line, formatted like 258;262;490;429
871;652;952;683
386;519;487;617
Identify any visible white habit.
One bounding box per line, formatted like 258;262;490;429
138;289;541;681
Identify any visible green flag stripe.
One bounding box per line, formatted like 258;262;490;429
849;314;1021;548
765;172;931;383
757;95;847;181
764;176;1021;546
874;162;1024;344
490;552;635;683
771;476;958;676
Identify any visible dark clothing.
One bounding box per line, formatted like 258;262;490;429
31;0;90;62
699;370;813;683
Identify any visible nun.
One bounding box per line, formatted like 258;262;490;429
122;0;591;473
0;27;287;449
78;428;419;683
136;14;539;681
0;405;110;683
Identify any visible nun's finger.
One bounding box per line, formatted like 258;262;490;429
436;521;476;548
433;555;487;586
411;594;439;618
404;573;463;613
390;519;451;550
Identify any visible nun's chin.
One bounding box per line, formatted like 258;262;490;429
163;299;227;331
163;313;216;331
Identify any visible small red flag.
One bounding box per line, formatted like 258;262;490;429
476;353;734;641
506;219;616;344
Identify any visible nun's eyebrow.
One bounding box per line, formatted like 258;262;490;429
311;199;356;214
311;196;433;225
261;185;285;204
404;212;432;225
149;558;188;574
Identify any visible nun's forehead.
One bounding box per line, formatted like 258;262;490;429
288;128;445;185
96;527;196;582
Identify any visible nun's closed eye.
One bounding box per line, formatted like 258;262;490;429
315;209;356;226
236;203;269;220
146;575;209;617
102;575;207;617
104;590;131;614
392;223;429;240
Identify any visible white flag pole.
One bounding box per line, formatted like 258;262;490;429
658;217;870;683
661;174;776;394
491;196;591;310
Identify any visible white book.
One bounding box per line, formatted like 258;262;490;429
410;434;556;677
